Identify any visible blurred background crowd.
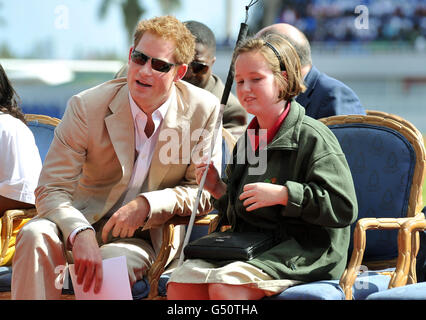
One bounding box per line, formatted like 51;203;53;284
267;0;426;47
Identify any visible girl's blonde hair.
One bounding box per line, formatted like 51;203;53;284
234;34;306;101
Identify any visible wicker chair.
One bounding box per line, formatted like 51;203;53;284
24;114;61;162
367;217;426;299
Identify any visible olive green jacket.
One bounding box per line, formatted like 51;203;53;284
214;100;358;281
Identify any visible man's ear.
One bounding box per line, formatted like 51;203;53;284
128;47;134;62
174;64;188;81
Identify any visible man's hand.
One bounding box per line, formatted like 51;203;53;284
101;196;150;243
72;229;103;293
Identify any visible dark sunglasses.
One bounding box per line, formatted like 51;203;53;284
130;49;176;73
189;61;209;74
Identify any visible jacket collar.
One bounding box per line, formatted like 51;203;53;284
296;65;320;107
145;81;189;191
234;99;305;159
304;65;320;91
267;99;305;150
105;83;135;181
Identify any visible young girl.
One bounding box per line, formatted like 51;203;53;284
167;34;358;300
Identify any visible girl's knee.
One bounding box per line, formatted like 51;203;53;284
208;283;265;300
167;282;209;300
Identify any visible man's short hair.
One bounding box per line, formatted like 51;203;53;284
184;20;216;56
133;15;195;65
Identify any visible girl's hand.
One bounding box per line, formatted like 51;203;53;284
195;159;226;199
239;182;288;211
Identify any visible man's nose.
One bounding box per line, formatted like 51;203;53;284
137;59;153;75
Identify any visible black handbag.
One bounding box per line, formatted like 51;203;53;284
183;231;276;261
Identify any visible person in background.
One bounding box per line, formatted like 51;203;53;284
167;34;357;300
11;15;222;299
0;63;42;266
183;20;247;136
115;20;247;137
256;23;365;119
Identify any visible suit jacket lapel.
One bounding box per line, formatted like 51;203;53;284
104;85;135;207
146;86;188;191
296;66;319;111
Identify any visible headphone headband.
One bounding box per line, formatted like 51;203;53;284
264;41;286;72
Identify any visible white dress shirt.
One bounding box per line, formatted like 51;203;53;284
120;90;171;206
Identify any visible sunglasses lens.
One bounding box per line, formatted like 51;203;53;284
151;59;172;73
131;50;174;73
131;51;148;66
191;62;208;74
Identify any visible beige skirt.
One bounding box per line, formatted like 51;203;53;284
167;259;302;296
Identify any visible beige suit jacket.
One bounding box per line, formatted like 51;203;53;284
34;78;222;263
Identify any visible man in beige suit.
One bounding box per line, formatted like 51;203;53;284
11;15;222;299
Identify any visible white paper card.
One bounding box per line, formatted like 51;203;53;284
69;255;132;300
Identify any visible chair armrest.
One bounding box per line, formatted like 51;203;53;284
1;208;37;264
339;214;424;300
3;208;37;221
390;213;426;287
146;213;219;299
165;214;220;234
